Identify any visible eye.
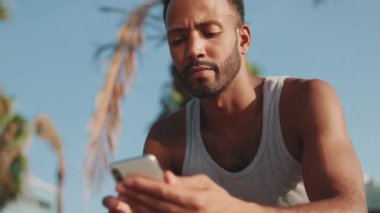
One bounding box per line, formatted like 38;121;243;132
171;39;184;46
199;23;222;38
203;31;220;38
169;36;186;47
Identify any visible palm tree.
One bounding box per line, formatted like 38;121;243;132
34;114;65;213
84;0;160;190
0;92;29;209
0;91;65;213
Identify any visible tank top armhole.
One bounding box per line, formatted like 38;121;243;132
274;77;302;166
182;99;196;175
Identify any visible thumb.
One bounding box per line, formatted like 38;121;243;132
102;196;132;213
164;170;178;185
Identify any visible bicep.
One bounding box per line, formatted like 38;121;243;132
143;129;173;172
144;141;173;172
298;80;364;201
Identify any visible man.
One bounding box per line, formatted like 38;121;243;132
104;0;367;212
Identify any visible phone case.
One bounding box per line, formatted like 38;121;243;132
109;154;163;182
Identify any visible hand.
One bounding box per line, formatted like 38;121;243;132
103;195;132;213
104;171;252;213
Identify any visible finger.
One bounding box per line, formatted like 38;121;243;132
162;172;214;190
102;196;132;213
118;193;150;213
125;177;205;210
123;186;185;213
164;170;177;185
117;175;163;211
175;174;214;189
117;190;155;213
116;182;128;194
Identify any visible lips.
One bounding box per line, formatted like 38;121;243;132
186;66;213;79
185;66;211;78
183;60;218;77
189;66;213;73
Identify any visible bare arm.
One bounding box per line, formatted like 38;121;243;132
259;79;367;212
142;108;186;174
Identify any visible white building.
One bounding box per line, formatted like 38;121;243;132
1;176;57;213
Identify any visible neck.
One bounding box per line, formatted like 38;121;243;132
200;70;264;131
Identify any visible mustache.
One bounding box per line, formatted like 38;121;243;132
183;60;219;76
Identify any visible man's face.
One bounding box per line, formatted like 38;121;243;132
165;0;242;98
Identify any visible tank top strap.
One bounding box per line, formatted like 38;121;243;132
184;98;201;172
263;76;300;165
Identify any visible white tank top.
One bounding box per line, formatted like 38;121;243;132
182;76;309;206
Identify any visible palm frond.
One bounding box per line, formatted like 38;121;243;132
313;0;325;6
34;114;65;213
99;6;127;15
93;42;118;61
34;114;65;180
84;0;161;191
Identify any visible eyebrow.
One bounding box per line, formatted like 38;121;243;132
167;28;187;36
167;20;223;36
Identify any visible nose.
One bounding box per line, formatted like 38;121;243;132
185;33;206;60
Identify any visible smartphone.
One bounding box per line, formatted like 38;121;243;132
109;154;164;182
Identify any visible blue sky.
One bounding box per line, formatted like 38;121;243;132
1;0;379;212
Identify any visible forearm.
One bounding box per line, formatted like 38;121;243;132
242;196;367;213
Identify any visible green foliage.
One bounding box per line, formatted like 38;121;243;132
0;92;29;210
0;93;12;126
0;115;29;151
247;62;261;76
0;156;27;209
0;0;8;21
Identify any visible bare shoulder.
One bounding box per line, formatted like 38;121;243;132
282;78;345;137
283;78;337;102
280;78;340;160
143;107;187;174
283;78;366;209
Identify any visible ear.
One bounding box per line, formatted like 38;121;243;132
238;24;251;55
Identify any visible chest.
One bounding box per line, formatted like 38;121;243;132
197;113;302;173
200;117;263;173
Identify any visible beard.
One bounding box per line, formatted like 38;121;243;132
178;44;241;99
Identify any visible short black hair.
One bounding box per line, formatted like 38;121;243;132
162;0;245;26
